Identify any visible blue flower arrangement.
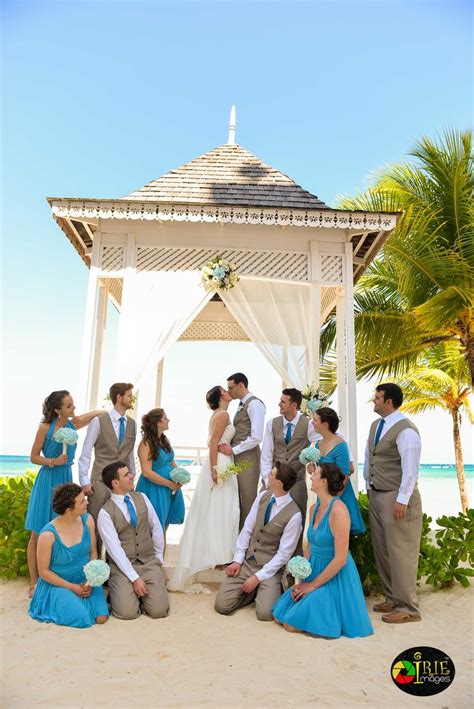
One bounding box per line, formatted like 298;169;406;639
299;446;322;465
201;256;240;291
83;560;110;587
170;467;191;486
53;427;79;454
287;556;312;584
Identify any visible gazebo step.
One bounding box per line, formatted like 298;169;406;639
163;544;226;583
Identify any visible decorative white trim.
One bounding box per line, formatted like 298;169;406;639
50;200;398;231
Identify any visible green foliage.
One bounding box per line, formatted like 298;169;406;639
0;472;36;579
351;493;474;595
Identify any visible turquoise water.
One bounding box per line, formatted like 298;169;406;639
0;455;472;479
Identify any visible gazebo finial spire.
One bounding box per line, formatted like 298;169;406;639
227;105;236;145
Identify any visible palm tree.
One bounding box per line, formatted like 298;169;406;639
327;130;474;383
395;345;473;512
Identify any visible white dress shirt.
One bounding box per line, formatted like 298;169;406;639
233;491;302;582
231;392;266;456
260;412;319;485
363;410;422;505
78;408;136;486
97;492;164;582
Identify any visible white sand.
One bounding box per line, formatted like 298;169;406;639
1;574;472;708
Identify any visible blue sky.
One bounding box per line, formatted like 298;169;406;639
1;0;472;462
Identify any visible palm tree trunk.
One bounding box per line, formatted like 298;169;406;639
451;408;469;513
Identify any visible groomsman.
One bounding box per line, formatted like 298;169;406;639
97;461;169;620
218;372;266;528
364;383;423;624
260;388;318;518
79;382;137;529
214;462;302;621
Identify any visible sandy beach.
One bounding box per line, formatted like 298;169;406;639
2;565;472;708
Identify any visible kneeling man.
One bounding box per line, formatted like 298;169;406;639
215;462;302;621
97;461;169;620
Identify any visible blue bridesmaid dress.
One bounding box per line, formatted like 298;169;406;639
316;441;366;535
272;499;373;638
136;447;185;528
29;514;109;628
25;420;77;534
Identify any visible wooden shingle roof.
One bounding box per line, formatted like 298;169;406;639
123;143;329;209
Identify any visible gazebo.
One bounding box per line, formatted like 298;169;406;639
48;110;398;477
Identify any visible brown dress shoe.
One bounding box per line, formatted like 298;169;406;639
382;610;421;624
373;601;395;613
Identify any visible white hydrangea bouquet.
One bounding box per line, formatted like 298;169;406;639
300;384;332;417
201;256;240;292
83;560;110;587
287;555;312;585
53;427;79;454
218;459;251;483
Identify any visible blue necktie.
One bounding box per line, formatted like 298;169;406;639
118;416;126;444
264;496;276;525
237;401;244;412
124;495;137;527
285;422;292;445
374;419;385;446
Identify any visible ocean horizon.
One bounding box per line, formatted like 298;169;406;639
1;454;473;479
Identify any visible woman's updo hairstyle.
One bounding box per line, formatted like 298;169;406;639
206;386;222;411
318;462;345;495
42;390;70;423
52;483;83;515
141;408;171;459
315;407;340;434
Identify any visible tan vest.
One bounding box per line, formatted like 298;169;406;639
272;415;309;480
232;395;262;463
102;491;156;569
368;417;419;491
246;490;300;566
91;412;136;482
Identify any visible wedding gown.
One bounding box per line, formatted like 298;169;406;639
168;423;239;593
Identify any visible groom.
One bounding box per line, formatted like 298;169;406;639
218;372;266;528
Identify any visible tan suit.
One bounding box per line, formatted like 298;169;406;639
87;413;136;524
102;492;168;620
367;418;422;615
232;396;263;528
214;491;300;621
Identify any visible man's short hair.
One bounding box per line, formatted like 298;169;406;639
102;460;128;490
109;382;133;405
376;383;403;409
282;388;302;408
227;372;248;388
274;461;298;491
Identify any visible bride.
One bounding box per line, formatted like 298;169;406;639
168;385;239;592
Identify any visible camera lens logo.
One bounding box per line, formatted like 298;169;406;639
390;647;455;696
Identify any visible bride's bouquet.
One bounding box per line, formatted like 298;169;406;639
53;427;79;455
170;466;191;495
218;459;251;483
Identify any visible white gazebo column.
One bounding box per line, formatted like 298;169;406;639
79;231;102;411
88;282;108;409
344;242;358;482
115;233;138;416
155;359;164;407
336;288;348;436
309;283;321;385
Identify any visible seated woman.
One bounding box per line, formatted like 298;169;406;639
272;462;373;639
312;407;365;535
29;483;109;628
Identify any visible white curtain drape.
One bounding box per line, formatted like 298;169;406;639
115;270;212;389
220;278;317;388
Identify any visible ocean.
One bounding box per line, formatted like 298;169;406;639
0;454;472;479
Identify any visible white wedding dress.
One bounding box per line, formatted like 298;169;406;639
168;423;239;593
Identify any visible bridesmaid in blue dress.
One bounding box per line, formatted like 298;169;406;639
312;407;365;535
30;483;109;628
26;391;101;596
137;408;185;534
273;462;373;638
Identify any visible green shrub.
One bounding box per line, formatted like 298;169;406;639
351;493;474;594
0;472;37;579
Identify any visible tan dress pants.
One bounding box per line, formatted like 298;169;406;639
235;448;261;529
86;479;112;555
214;558;283;621
108;559;169;620
369;487;422;615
